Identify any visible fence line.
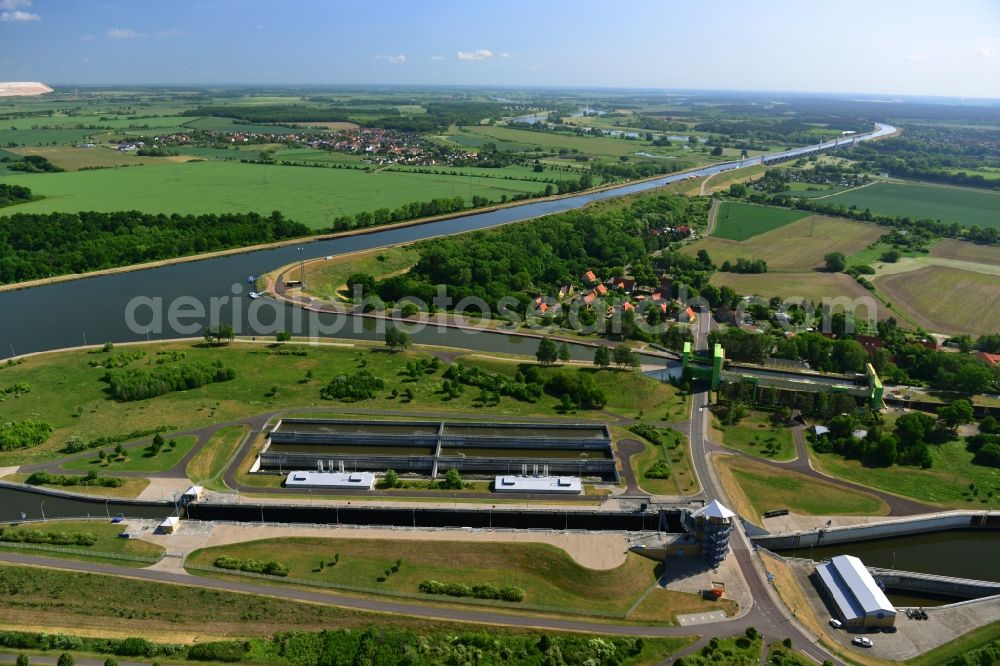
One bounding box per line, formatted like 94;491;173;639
0;540;164;563
186;563;626;619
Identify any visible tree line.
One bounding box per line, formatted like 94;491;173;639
0;210;310;284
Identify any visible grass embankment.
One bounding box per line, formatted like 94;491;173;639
62;435;197;473
0;520;163;566
712;412;795;462
810;438;1000;509
714;455;888;524
187;536;673;618
0;340;683;467
2;473;150;499
299;245;420;302
0;563;692;662
185;426;249;492
711;202;808;241
628;587;737;623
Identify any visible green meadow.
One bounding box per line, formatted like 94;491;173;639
0;160;549;229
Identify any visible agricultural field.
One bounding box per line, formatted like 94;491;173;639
873;265;1000;336
9;145;195;170
714;455;889;524
688;215;885;272
0;160;550;229
710;271;888;319
825;181;1000;229
711;202;809;241
929;239;1000;267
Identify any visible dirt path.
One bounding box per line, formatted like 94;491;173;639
705;198;720;235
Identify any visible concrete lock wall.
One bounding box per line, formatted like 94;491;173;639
754;513;982;550
869;568;1000;599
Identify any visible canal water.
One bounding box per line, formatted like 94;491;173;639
0;125;894;358
781;530;1000;583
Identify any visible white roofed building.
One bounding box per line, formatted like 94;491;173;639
815;554;896;628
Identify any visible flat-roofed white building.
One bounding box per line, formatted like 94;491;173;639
493;475;582;494
284;471;375;489
816;554;896;628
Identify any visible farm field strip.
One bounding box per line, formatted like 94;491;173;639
824;180;1000;229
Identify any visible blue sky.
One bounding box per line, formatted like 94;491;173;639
1;0;998;97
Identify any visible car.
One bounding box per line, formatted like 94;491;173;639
829;619;843;629
852;637;874;648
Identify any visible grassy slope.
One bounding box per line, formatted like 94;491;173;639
186;425;249;492
711;202;809;241
301;245;420;301
715;455;888;522
187;536;657;615
0;520;163;566
0;160;549;228
825;181;1000;229
0;340;682;466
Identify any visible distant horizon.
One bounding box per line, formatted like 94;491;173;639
2;0;997;98
17;82;1000;105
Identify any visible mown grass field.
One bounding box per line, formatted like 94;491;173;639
2;472;150;498
62;435;196;473
688;215;885;272
628;587;737;623
810;437;1000;509
874;265;1000;336
9;145;196;170
715;455;889;523
825;181;1000;229
187;537;661;616
710;271;888;319
0;520;163;566
0;160;549;229
712;412;795;461
186;425;249;492
0;340;682;466
711;202;809;241
625;427;699;496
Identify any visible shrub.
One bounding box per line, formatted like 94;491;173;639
186;641;248;662
104;362;235;401
644;460;671;479
0;419;53;451
419;580;525;602
213;556;288;577
319;369;384;402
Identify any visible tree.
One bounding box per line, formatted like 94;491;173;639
104;659;118;666
593;346;610;369
16;655;28;666
710;145;723;156
613;344;636;369
558;342;571;363
383;469;399;489
384;325;410;352
937;399;974;433
830;339;868;373
276;330;292;343
345;272;376;296
203;323;235;345
824;252;846;272
57;654;73;666
536;338;558;365
441;467;462;489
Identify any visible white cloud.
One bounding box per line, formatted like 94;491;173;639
107;28;144;39
500;52;510;59
80;33;95;40
430;55;445;61
906;53;927;63
976;47;996;58
0;0;31;10
0;10;40;21
457;49;493;61
375;54;406;64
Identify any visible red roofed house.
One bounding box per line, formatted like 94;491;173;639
622;301;635;312
856;335;883;353
582;292;596;306
581;271;598;285
612;277;636;293
977;351;1000;366
594;283;608;296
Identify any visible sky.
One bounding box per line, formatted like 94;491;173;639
1;0;999;98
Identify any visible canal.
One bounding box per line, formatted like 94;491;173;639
0;125;894;358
